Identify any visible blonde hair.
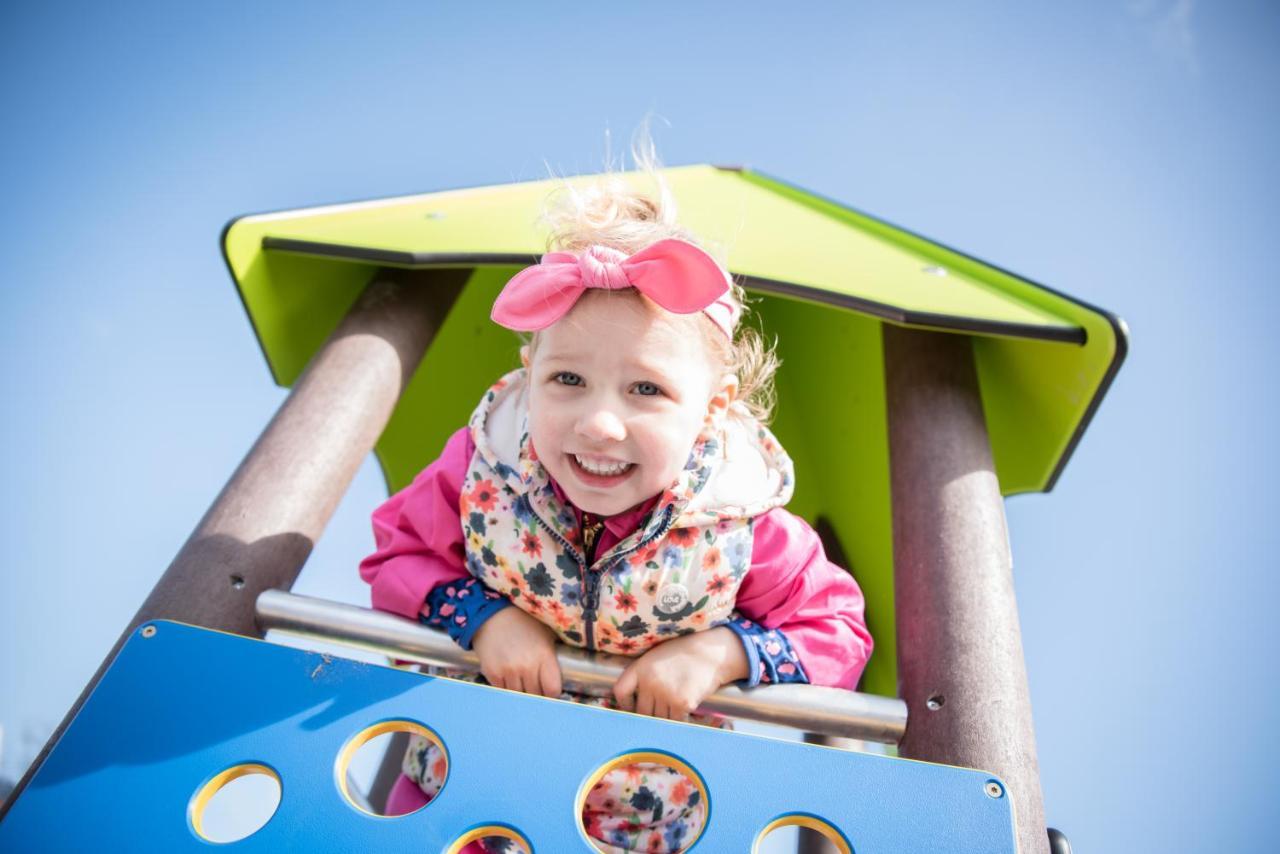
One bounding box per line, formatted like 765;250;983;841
533;128;780;424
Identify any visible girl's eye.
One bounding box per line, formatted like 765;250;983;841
632;381;662;397
553;371;584;387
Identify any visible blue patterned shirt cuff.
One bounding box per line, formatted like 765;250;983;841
421;578;511;650
723;616;810;688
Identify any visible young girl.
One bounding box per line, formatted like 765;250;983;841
359;166;873;853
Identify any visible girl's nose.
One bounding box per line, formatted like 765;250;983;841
576;407;627;442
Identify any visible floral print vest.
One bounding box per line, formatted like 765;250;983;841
459;369;795;656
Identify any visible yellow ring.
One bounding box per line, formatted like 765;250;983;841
189;762;281;842
445;825;532;853
753;813;852;854
576;750;709;852
334;719;446;817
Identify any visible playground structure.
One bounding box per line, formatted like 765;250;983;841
0;165;1125;852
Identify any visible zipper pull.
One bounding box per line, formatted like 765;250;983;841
581;513;604;565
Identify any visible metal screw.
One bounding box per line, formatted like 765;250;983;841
926;694;945;711
922;265;948;277
141;625;157;638
230;574;246;590
985;780;1004;799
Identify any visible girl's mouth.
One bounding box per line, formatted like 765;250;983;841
569;453;636;486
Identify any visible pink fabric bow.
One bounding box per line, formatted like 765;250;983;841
491;239;737;338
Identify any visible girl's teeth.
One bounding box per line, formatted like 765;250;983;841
575;455;632;476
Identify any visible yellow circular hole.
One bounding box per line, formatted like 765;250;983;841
754;813;853;854
445;824;533;853
189;763;281;844
335;720;447;817
577;750;709;853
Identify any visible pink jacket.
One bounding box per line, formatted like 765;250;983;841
360;427;872;690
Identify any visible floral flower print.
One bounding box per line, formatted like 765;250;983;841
701;548;722;572
628;540;662;568
662;820;689;851
616;615;649;637
629;786;658;812
667;527;697;547
725;536;750;577
470;479;500;513
511;493;534;523
615;589;638;613
524;562;555;596
556;551;582;580
520;530;542;557
560;581;583;607
502;569;524;593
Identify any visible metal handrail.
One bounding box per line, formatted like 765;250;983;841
256;590;907;745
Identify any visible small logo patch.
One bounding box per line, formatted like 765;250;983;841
657;583;689;613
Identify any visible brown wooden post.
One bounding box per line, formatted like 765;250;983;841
883;324;1048;854
0;268;466;821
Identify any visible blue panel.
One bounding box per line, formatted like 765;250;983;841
0;622;1015;852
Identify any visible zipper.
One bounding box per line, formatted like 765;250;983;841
581;505;676;651
580;513;604;651
532;504;677;653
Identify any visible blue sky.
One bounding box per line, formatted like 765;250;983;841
2;2;1277;850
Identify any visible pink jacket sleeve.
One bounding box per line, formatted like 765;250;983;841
733;507;874;690
358;427;474;618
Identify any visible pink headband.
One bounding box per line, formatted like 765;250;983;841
491;239;739;338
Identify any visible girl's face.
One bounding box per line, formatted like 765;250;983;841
525;290;734;517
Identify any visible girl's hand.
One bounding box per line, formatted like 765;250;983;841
612;627;749;720
471;607;563;698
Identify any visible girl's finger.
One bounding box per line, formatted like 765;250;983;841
613;669;637;712
539;657;562;698
635;687;655;718
507;672;525;694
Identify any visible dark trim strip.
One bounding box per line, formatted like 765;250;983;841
727;166;1130;493
740;273;1086;345
262;237;537;269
